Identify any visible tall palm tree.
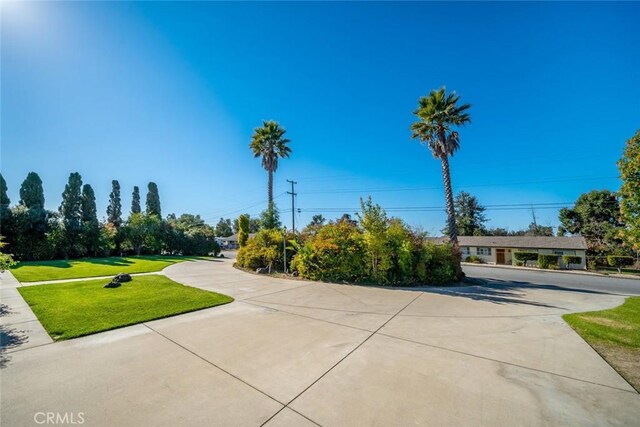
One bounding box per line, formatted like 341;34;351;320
250;120;292;205
411;87;471;279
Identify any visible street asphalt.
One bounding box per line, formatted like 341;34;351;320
1;256;639;426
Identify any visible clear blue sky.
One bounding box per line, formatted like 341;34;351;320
2;1;639;235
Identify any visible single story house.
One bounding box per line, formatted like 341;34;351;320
216;233;256;250
429;236;588;270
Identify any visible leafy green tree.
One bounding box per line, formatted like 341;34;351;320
122;213;162;255
250;120;291;205
59;172;84;257
0;236;16;272
559;190;624;255
411;87;471;246
618;130;640;251
303;214;326;235
81;184;100;256
215;218;233;237
107;180;122;228
146;182;161;217
19;172;45;209
259;202;281;230
131;186;141;214
357;196;390;281
164;214;218;256
453;191;487;236
238;214;250;247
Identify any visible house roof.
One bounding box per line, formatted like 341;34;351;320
428;235;587;250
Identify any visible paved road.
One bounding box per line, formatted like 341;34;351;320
2;259;639;426
464;264;640;296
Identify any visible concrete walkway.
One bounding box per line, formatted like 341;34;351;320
1;258;639;426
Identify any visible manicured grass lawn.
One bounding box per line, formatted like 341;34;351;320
10;255;205;282
18;275;233;340
564;297;640;391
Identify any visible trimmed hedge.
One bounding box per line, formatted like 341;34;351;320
562;255;582;268
538;254;559;269
513;252;538;267
465;255;481;263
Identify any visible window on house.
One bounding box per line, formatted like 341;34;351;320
477;247;492;256
461;247;470;255
553;250;564;255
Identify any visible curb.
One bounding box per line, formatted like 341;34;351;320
462;262;640;281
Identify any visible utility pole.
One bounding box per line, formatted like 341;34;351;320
287;179;297;233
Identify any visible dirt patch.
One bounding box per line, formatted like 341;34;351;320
580;316;634;330
590;343;640;392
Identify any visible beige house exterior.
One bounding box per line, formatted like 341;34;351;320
431;236;588;270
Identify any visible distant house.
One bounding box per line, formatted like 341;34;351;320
429;236;588;270
215;233;256;250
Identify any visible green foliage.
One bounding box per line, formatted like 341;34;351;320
122;213;162;256
59;172;84;258
303;214;326;235
250;120;291;204
238;214;250;247
0;236;16;272
164;213;219;256
558;190;624;255
81;184;100;256
453;191;487;236
562;255;582;268
131;186;141;214
607;256;634;273
618;130;640;251
465;255;481;263
145;182;161;217
259;202;281;230
513;252;538;267
1;174;13;243
19;172;45;209
538;254;559;269
236;228;284;271
215;217;233;237
107;180;122;228
357;196;390;282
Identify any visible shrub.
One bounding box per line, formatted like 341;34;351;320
562;255;582;269
513;252;538;267
465;255;481;263
236;229;284;271
538;254;559;269
607;255;634;273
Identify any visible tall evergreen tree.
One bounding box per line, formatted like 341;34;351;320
146;182;161;217
107;180;122;227
81;184;100;256
131;186;141;214
60;172;84;257
1;174;10;228
19;171;45;209
453;191;487;236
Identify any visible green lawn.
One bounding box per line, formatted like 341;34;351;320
564;297;640;391
10;255;205;282
18;275;233;340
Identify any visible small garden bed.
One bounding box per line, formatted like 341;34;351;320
563;297;640;391
11;255;206;282
18;275;233;340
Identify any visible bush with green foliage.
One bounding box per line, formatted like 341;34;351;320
562;255;582;269
465;255;481;263
538;254;559;269
236;229;284;271
513;252;538;267
606;255;634;273
238;214;250;247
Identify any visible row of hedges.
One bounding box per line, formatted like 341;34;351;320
236;216;459;286
513;252;583;269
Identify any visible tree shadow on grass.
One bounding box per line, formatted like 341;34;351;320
0;304;29;369
82;257;135;267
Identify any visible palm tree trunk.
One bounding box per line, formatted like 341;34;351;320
268;169;274;205
440;155;465;281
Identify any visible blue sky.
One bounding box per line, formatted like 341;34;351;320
2;1;639;235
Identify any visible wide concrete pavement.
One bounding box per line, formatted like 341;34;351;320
1;257;639;426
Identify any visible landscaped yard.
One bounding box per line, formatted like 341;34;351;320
18;275;233;340
564;297;640;391
10;255;206;282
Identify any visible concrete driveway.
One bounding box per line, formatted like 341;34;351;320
1;257;639;426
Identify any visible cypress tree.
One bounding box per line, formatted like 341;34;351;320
81;184;100;256
60;172;84;257
131;186;141;214
107;180;122;227
1;174;11;236
19;172;45;209
146;182;161;217
0;174;9;208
